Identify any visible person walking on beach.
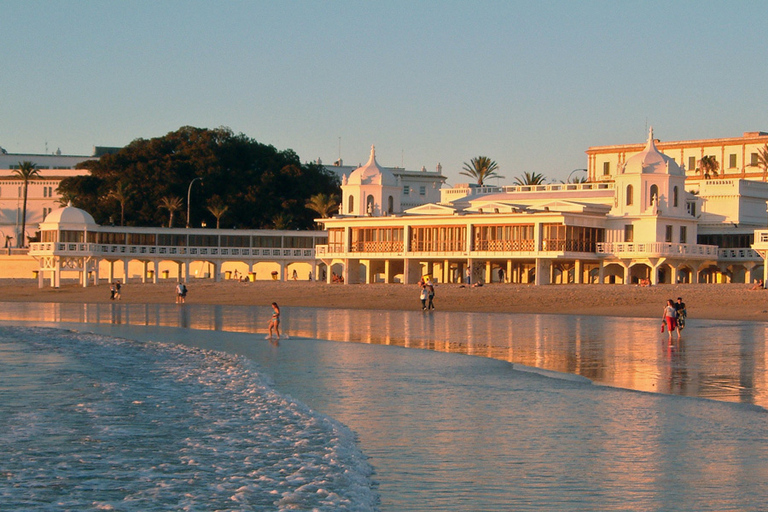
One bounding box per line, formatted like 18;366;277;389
419;282;428;310
109;282;116;300
662;299;679;343
675;297;687;334
427;281;435;310
114;280;122;300
176;281;187;304
268;302;281;340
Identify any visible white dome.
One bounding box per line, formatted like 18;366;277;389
347;145;397;186
621;127;685;176
40;203;98;229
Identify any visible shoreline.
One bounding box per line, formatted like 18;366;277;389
2;279;767;322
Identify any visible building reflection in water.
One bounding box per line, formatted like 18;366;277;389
2;302;767;409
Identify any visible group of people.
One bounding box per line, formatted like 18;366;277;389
662;297;687;342
419;278;435;310
175;281;188;303
109;281;121;300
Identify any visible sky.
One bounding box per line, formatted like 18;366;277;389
2;1;767;185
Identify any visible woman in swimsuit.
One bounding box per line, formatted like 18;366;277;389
268;302;280;340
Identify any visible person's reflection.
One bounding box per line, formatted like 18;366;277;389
178;304;189;329
667;338;688;395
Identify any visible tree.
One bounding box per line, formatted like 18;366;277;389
697;155;720;180
460;156;504;186
305;193;339;219
513;171;547;186
756;144;768;182
13;161;41;247
108;181;131;226
160;196;183;227
57;126;340;229
206;196;229;229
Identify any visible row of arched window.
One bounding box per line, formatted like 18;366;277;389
625;185;679;207
347;195;395;214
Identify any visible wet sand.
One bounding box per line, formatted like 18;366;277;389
2;278;767;321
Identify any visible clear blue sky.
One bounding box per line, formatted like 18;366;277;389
2;1;766;184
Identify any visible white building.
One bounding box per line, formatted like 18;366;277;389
316;129;766;286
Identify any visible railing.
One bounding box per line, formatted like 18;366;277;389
351;241;404;252
718;247;761;260
474;239;535;251
596;242;719;257
29;242;316;260
755;230;768;244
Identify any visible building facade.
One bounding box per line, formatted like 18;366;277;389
317;129;766;286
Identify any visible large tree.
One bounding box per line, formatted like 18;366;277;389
58;126;340;229
460;156;503;186
13;161;41;247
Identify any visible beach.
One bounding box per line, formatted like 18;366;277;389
3;278;767;321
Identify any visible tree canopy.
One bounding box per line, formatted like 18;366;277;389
58;126;340;229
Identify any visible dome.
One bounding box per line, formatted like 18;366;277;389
40;203;98;229
347;145;398;186
621;127;685;176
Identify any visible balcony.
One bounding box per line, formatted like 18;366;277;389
596;242;719;259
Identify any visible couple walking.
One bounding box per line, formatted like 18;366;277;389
419;278;435;311
662;297;687;342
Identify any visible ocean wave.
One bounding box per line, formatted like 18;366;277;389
0;326;378;511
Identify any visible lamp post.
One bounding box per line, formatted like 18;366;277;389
186;177;203;228
567;168;588;183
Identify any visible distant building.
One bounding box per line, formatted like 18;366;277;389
587;131;768;182
0;148;108;247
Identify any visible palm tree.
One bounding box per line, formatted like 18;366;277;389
513;171;547;186
206;197;229;229
305;193;339;218
756;144;768;182
460;156;504;186
272;212;293;230
160;196;183;227
13;161;41;247
697;155;720;180
108;181;131;226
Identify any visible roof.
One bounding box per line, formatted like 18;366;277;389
346;146;398;186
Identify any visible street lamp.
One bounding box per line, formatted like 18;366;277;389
186;177;203;228
567;168;588;183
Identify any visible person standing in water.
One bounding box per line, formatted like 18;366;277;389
268;302;280;340
662;298;679;343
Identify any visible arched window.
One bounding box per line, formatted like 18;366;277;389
626;185;633;206
673;186;679;207
348;195;354;214
650;184;659;206
366;195;374;215
388;195;394;214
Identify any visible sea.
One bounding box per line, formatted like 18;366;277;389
2;302;768;511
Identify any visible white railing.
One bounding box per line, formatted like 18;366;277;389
29;242;316;260
596;242;719;257
718;248;761;260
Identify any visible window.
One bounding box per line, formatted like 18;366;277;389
624;225;634;242
687;201;696;217
419;186;426;196
751;153;759;166
665;225;673;242
366;195;374;215
603;162;610;175
387;196;393;214
673;186;679;207
688;156;696;171
626;185;633;206
403;186;410;195
680;226;687;244
649;184;659;206
347;195;354;214
729;154;737;168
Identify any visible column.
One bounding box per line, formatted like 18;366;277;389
623;264;631;285
485;261;492;284
213;261;220;282
108;260;115;283
184;261;190;282
598;260;605;284
122;259;129;282
152;260;158;284
506;260;512;284
142;261;149;284
574;259;583;284
384;259;393;283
